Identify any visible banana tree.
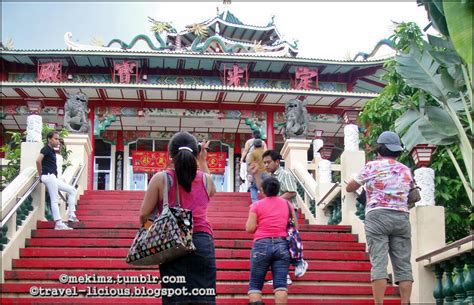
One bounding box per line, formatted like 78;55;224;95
394;37;472;202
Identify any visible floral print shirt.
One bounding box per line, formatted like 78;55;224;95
355;158;413;214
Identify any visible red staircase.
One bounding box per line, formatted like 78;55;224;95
1;191;400;304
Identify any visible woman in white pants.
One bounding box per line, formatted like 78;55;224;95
36;131;78;230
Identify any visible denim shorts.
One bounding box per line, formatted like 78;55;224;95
248;237;290;294
159;232;216;305
365;209;413;284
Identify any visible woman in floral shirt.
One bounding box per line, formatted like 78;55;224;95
346;131;413;305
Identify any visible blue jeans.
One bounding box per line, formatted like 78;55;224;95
248;238;290;294
250;173;269;203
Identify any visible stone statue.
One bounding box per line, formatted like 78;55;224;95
64;93;89;133
280;99;309;140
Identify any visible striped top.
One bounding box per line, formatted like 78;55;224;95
271;166;298;207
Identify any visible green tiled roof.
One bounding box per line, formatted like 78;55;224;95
219;11;244;25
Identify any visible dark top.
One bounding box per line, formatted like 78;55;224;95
40;145;58;176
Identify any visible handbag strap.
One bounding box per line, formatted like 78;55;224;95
287;201;294;226
162;170;181;209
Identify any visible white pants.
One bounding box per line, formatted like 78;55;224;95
41;174;77;221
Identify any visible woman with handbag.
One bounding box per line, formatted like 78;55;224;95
346;131;414;305
139;131;216;305
245;176;295;305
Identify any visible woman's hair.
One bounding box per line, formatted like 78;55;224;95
262;177;280;197
168;132;199;193
376;143;401;158
253;138;263;148
252;130;261;139
46;131;59;140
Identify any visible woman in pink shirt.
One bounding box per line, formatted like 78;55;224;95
139;131;216;305
246;177;296;305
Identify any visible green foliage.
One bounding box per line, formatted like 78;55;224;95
0;125;71;190
359;22;471;242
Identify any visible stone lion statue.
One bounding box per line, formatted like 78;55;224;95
280;99;309;139
64;92;89;133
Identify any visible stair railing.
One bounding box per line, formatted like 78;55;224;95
0;160;86;283
288;167;316;224
415;235;474;304
0;167;45;283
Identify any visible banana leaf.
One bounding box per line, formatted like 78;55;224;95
395;43;447;103
443;1;473;64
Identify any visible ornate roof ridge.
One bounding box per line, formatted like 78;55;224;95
2;48;391;64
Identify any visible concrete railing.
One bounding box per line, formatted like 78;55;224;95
279;132;448;304
0;133;92;283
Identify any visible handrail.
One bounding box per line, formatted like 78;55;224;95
288;168;315;201
0;177;40;228
316;181;340;206
416;234;474;263
71;163;86;189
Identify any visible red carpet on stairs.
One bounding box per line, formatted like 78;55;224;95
1;190;401;304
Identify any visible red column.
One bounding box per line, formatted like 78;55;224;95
88;104;95;191
116;130;124;151
266;111;275;150
234;134;241;154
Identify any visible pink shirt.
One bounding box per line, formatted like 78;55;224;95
157;170;213;236
355;158;413;214
250;196;290;242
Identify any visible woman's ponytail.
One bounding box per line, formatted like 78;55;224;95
174;148;197;193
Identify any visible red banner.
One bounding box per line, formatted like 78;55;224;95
206;152;227;174
132;151;169;173
132;151;227;175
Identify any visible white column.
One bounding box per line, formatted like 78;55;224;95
110;144;116;190
26;115;42;143
343;124;360;151
414;167;435;206
315;158;332;225
63;134;92;196
124;144;130;190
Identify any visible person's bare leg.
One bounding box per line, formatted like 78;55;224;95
372;278;387;305
398;280;412;304
274;290;288;304
249;293;262;303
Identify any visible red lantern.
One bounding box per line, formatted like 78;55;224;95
314;130;323;139
410;144;437;168
26;99;43;114
343;109;359;124
319;145;333;160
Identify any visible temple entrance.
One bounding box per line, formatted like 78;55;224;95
125;138;233;191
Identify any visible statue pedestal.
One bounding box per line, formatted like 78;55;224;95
63;134;92;195
20;142;44;172
340;150;365;226
281;139;312;169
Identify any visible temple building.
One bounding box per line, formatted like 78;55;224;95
0;6;389;191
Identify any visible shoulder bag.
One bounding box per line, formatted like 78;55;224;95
126;172;195;265
286;202;303;263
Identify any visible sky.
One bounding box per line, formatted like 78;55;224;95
2;1;433;59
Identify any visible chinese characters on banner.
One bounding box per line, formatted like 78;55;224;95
206;152;227;174
132;151;169;173
132;151;227;174
37;62;62;82
113;60;138;84
223;64;248;87
294;67;319;90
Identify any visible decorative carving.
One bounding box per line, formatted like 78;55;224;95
26;115;43;142
318;159;332;183
113;60;137;84
223;64;247;87
344;124;360;151
414;167;435;206
64;93;89;133
37;62;62;82
280;99;309;139
294;67;318;90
